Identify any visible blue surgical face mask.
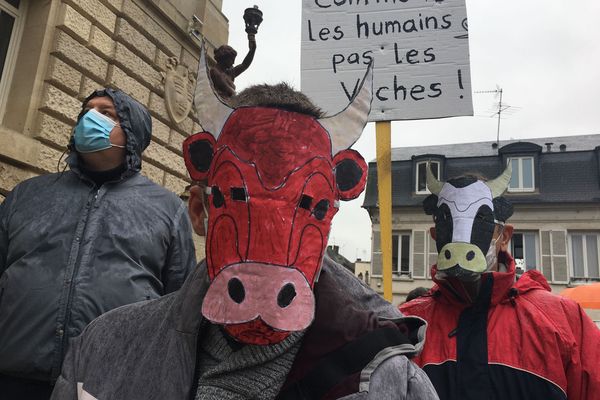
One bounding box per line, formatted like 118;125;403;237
73;108;125;153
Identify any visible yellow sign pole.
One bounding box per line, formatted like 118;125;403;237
375;121;393;302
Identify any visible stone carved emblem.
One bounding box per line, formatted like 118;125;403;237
163;57;196;125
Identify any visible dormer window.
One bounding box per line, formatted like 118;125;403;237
416;160;440;194
508;157;535;192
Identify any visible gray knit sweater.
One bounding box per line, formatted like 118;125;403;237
194;324;303;400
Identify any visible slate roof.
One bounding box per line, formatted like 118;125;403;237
363;134;600;208
389;134;600;161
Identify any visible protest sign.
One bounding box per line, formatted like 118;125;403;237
301;0;473;121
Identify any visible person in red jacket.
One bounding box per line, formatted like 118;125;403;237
400;164;600;400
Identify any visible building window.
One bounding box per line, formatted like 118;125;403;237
0;0;25;120
511;232;538;272
416;161;440;194
569;233;600;280
508;157;535;192
392;233;411;275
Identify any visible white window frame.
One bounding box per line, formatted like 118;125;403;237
0;0;27;122
510;231;539;272
568;232;600;281
393;232;412;276
507;157;535;192
416;160;440;194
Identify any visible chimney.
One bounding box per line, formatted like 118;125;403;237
560;144;567;152
333;245;339;254
491;142;498;149
545;142;553;152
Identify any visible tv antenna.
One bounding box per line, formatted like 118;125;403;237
475;86;519;144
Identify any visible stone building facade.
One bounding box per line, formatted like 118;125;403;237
363;135;600;310
1;0;229;257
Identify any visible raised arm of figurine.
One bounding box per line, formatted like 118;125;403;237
232;33;256;78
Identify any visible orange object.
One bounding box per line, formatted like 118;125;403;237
560;283;600;309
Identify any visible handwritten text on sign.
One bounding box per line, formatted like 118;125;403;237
301;0;473;122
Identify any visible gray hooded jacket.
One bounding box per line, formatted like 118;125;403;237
51;257;438;400
0;89;197;382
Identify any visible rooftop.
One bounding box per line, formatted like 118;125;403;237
389;134;600;161
363;133;600;208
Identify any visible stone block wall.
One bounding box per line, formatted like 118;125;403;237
0;0;228;263
0;0;228;201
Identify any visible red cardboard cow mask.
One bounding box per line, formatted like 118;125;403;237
183;46;373;345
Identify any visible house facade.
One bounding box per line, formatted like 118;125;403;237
363;134;600;310
0;0;227;199
1;0;229;259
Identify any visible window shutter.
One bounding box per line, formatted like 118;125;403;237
412;230;426;278
427;233;437;279
373;231;381;252
551;230;568;283
372;252;382;276
540;231;552;281
540;230;568;283
372;231;382;275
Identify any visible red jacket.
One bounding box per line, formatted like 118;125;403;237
400;253;600;400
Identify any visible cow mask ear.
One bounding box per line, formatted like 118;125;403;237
423;194;439;215
493;196;514;222
183;132;216;181
333;149;367;200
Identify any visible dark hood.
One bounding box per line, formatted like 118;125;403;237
67;88;152;176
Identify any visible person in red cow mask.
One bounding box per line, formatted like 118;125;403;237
400;166;600;400
50;47;439;400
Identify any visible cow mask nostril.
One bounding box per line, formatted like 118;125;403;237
444;249;452;260
277;283;297;308
466;251;475;261
228;277;245;304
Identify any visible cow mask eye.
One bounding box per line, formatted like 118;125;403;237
212;186;225;208
231;187;247;202
434;203;452;224
434;203;453;252
474;207;495;225
313;199;330;220
299;195;313;210
471;205;496;253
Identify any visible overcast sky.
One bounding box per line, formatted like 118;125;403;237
221;0;600;262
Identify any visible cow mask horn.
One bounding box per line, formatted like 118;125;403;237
426;162;513;197
317;64;373;155
485;164;513;198
194;45;234;139
426;162;444;195
194;42;373;154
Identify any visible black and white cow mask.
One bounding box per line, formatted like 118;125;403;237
423;164;514;279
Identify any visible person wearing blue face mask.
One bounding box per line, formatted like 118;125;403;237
0;89;197;399
71;94;128;185
74;108;125;152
